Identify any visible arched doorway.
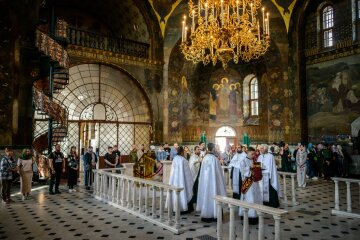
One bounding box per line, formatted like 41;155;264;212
33;64;152;158
215;126;237;153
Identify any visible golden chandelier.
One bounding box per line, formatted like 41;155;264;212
180;0;270;69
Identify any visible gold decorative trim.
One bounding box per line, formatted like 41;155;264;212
306;44;360;65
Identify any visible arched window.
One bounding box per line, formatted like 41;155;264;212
322;6;334;48
250;77;259;116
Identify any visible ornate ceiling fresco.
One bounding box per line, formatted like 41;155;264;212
270;0;298;32
147;0;299;37
147;0;183;37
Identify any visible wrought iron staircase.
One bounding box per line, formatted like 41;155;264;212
32;19;70;154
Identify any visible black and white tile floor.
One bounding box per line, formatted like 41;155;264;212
0;179;359;240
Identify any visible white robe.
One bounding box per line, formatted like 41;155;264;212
257;153;279;202
189;154;201;182
166;155;194;212
196;153;226;218
228;153;246;194
239;157;263;218
296;150;307;188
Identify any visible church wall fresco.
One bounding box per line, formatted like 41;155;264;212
163;0;292;145
306;55;360;141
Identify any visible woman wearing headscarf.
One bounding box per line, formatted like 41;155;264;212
17;148;35;200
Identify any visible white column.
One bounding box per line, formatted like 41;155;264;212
152;186;156;218
145;184;150;216
132;181;137;210
127;179;131;208
121;179;126;206
95;171;99;196
274;215;281;240
175;190;181;229
258;211;265;240
139;183;143;213
291;174;296;204
109;175;113;200
112;176;116;202
243;208;249;240
123;163;134;176
98;173;102;198
334;180;340;211
346;181;352;212
162;161;172;184
283;174;288;203
167;189;173;225
216;201;223;240
103;175;107;199
117;177;121;204
229;204;236;240
160;187;164;222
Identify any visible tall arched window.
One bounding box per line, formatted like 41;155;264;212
322;6;334;47
250;77;259;116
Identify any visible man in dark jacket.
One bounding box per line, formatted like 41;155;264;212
83;146;97;190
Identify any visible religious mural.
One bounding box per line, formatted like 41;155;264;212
307;55;360;137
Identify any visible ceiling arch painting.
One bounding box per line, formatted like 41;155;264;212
53;64;151;123
270;0;298;32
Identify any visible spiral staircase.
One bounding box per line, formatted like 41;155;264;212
32;19;70;154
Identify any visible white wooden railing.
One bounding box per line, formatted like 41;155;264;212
214;196;288;240
331;177;360;218
277;171;299;206
221;166;231;189
92;168;184;234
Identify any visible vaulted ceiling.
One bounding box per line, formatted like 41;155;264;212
42;0;153;43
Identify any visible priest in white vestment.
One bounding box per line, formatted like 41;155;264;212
189;146;201;182
228;146;246;199
188;146;202;208
199;141;206;158
239;147;263;225
166;146;194;213
196;143;226;222
257;144;280;208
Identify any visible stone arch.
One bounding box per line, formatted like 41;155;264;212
54;63;153;124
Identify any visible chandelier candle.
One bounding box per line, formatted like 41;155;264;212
180;0;270;68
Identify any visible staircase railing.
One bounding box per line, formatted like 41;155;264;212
32;19;70;154
33;87;68;126
67;26;150;59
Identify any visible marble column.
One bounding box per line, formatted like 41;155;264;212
123;163;134;176
163;59;169;142
162;161;172;184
